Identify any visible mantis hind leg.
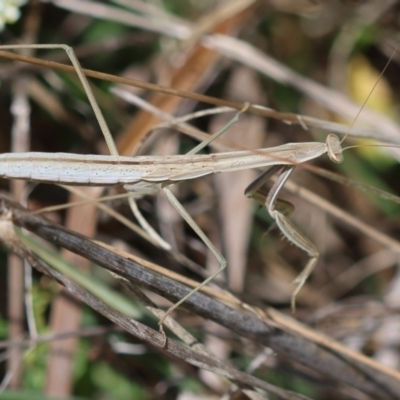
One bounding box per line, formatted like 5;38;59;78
158;185;227;334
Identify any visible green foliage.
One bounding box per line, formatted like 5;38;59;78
90;362;149;400
0;390;84;400
22;344;49;391
0;313;9;338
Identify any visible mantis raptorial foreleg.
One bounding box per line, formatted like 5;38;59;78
245;165;319;311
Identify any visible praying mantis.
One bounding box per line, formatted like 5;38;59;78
0;43;390;328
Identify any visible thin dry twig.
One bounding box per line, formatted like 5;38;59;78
1;196;399;399
0;198;310;400
1;50;399;145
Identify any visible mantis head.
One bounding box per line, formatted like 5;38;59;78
326;134;343;164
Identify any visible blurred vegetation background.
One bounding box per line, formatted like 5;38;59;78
1;1;400;399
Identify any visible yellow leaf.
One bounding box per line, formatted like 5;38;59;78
348;55;393;113
347;55;395;167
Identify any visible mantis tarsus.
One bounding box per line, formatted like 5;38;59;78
0;43;379;330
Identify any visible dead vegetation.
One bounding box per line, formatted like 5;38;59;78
1;1;400;399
